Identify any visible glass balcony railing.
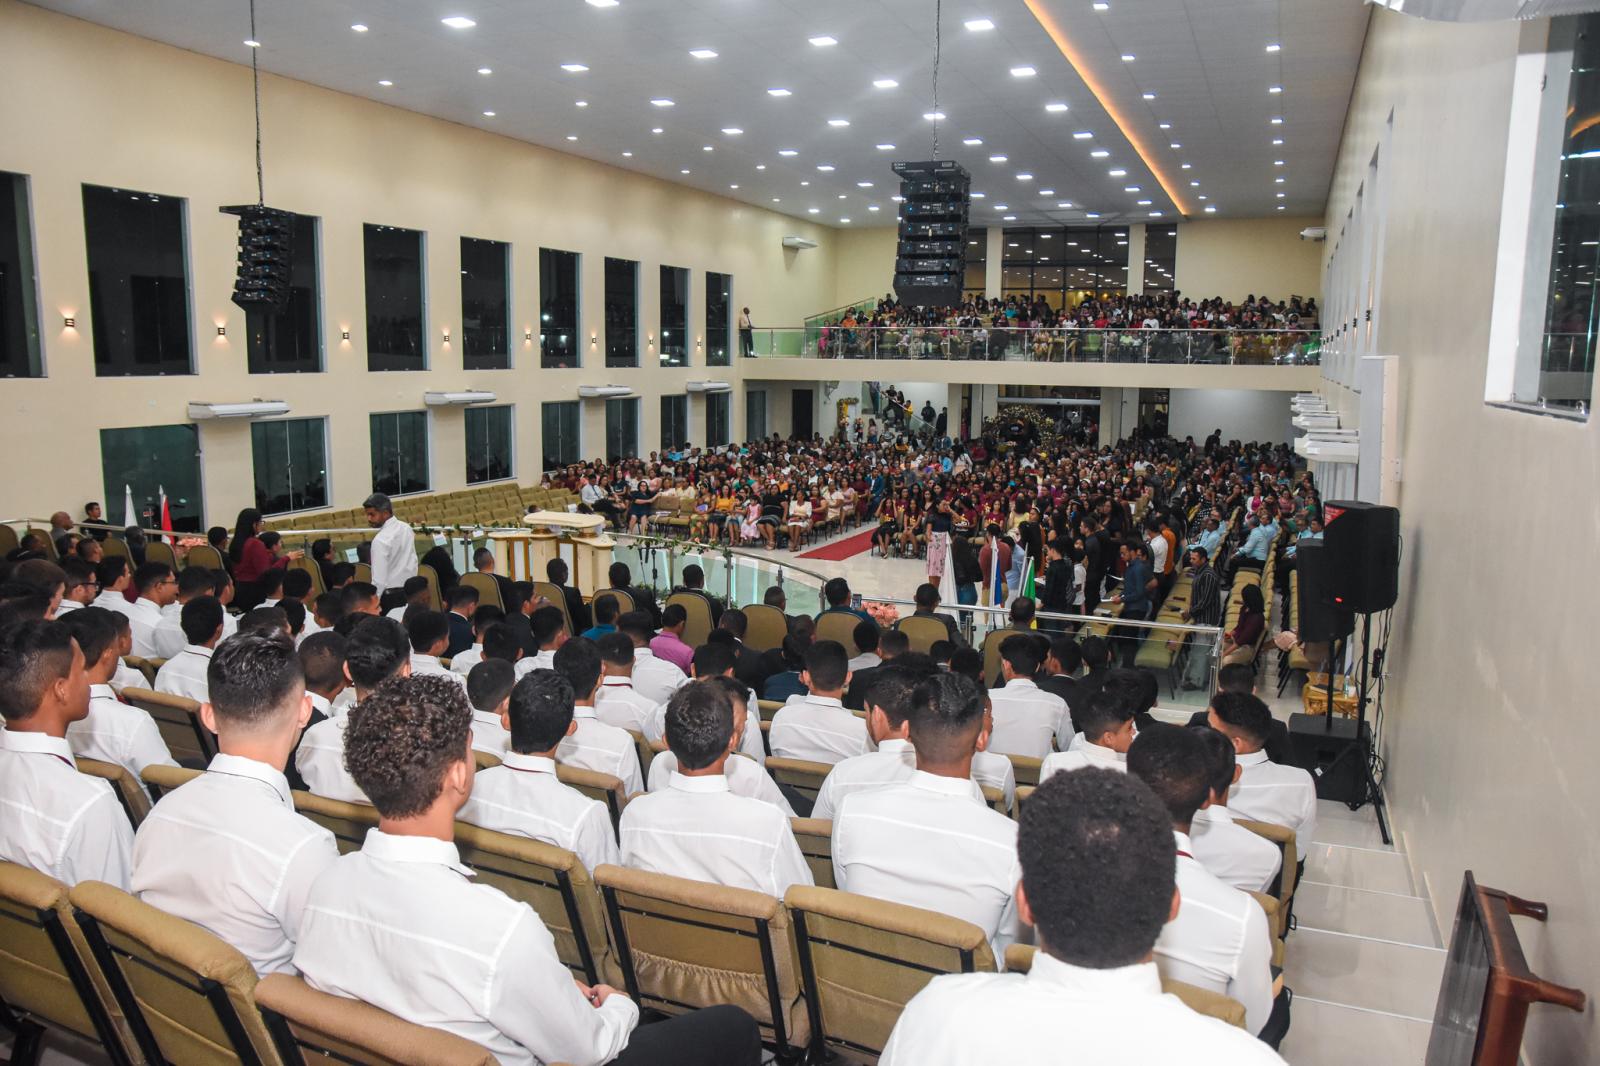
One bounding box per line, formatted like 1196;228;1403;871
746;325;1321;366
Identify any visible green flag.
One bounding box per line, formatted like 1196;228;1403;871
1020;556;1036;607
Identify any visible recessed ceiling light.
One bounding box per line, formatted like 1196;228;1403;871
651;98;674;107
1271;116;1284;124
1045;102;1069;112
722;127;743;135
690;48;718;59
772;197;781;202
1273;138;1284;145
681;168;691;174
1276;192;1286;198
971;192;986;198
586;0;619;6
1266;43;1281;52
1136;199;1151;205
377;79;393;86
808;207;820;213
756;164;766;169
828;118;850;127
477;67;493;75
817;164;836;171
1121;53;1135;62
1072;131;1093;140
561;63;589;72
1204;205;1217;213
1016;173;1033;181
703;145;714;152
1180;162;1191;169
575;100;588;107
923;111;946;120
1090;149;1109;158
484;110;497;117
1142;92;1156;100
730;183;739;189
1269;85;1283;94
622;151;633;157
809;35;838;47
1056;201;1073;208
963;137;984;145
868;205;880;212
989;154;1007;163
1277;204;1286;210
1124;185;1140;192
651;127;663;133
1191;180;1201;187
1274;160;1285;166
768;88;792;97
779;148;798;156
1003;214;1016;220
1093;2;1109;9
1169;142;1181;149
1011;66;1037;78
857;181;874;187
838;194;847;199
440;16;476;29
801;180;810;186
892;195;904;201
1108;168;1126;176
1086;212;1100;218
1040;188;1054;195
965;18;995;31
1275;177;1285;184
840;218;851;223
876;143;896;150
351;23;368;32
244;38;261;47
873;78;899;89
994;204;1009;210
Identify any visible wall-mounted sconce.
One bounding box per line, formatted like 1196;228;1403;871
216;326;227;337
341;330;351;341
696;336;703;348
63;316;76;329
442;329;451;344
647;332;655;346
590;333;598;347
524;329;534;341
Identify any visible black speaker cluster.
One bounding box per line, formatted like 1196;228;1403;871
227;205;294;312
891;159;970;309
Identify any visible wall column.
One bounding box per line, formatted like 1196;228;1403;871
984;227;1004;300
1126;224;1147;296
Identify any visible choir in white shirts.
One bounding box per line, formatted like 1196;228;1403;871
294;829;638;1066
1189;805;1283;894
1154;831;1276;1034
769;695;871;764
130;753;339;975
459;751;620;876
630;647;688;704
125;598;167;659
1229;750;1318;846
555;707;644;796
67;683;178;797
646;751;795;815
880;951;1286;1065
1040;733;1128;780
594;676;664;737
985;677;1068;759
294;715;369;804
0;730;133;888
832;771;1021;957
810;738;1014;821
468;709;510;756
153;644;214;704
619;773;812;897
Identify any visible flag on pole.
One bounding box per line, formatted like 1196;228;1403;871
1020;555;1037;607
123;484;137;528
985;534;1003;606
158;485;173;543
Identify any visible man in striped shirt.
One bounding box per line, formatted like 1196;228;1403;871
1181;547;1222;691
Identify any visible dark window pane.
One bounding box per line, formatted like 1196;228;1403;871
605;257;638;367
100;424;203;531
251;417;328;514
462;236;509;370
542;401;580;470
1144;226;1177;294
660;394;688;452
540;247;580;368
659;265;688;366
706;271;732;367
746;390;767;441
246;213;321;374
605;397;638;461
0;172;42;378
369;411;430;495
1541;15;1600;410
83;184;191;377
364;224;425;371
707;392;731;448
466;404;514;484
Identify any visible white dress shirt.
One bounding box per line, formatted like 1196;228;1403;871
55;598;83;616
630;647;688;705
810;739;1012;821
769;695;871;764
469;709;510;756
0;730;133;888
594;677;664;737
620;774;812;897
151;601;189;659
154;644;214;704
294;829;638;1066
646;752;794;815
410;654;469;691
985;678;1068;760
515;648;557;678
67;684;178;797
1229;750;1317;845
93;590;136;619
1040;732;1128;780
880;951;1286;1066
460;752;619;877
131;753;339;976
109;658;143;696
369;516;418;593
449;644;483;676
1155;831;1275;1034
833;771;1021;957
556;707;644;797
126;598;167;659
1190;805;1282;894
847;651;882;673
294;715;369;804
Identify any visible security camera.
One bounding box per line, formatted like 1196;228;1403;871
1299;227;1326;242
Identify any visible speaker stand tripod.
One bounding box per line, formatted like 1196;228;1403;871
1319;613;1391;846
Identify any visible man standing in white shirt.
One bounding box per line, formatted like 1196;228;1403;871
594;632;665;737
1190;727;1282;894
986;634;1069;759
621;681;811;897
551;638;644;796
154;595;225;704
1040;689;1133;780
833;672;1021;957
1209;692;1318;846
770;641;870;764
60;608;177;798
295;617;412;803
645;677;792;814
0;619;133;888
464;659;514;756
126;562;179;658
363;493;418;614
1130;725;1281;1042
619;611;688;704
880;769;1285;1066
133;633;339;975
460;668;619;876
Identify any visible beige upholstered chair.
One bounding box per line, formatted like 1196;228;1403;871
290;792;380;855
1237;818;1299;938
121;687;214;764
555;764;631;832
892;615;948;655
1003;944;1247;1027
789;818;835;890
663;593;715;648
740;604;788;652
74;756;152;828
458;572;503;611
763;757;832;810
140;764;203;802
813;611;863;651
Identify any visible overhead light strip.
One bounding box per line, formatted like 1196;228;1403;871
1021;0;1191;217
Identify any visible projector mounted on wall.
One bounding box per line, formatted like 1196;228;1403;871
577;385;635;399
685;381;732;393
424;390;498;406
187;401;291;420
782;236;818;250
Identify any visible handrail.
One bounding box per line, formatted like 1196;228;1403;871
744;325;1321;364
866;597;1223;636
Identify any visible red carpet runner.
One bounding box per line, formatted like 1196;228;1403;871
796;526;879;562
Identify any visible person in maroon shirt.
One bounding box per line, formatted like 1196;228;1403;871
228;508;302;611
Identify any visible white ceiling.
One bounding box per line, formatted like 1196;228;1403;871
25;0;1370;228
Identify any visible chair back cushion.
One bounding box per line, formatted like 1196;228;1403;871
893;616;948;655
763;758;832;808
141;764;204;803
663;594;714;648
0;863;109;1045
290;792;380;855
255;973;496;1066
75;756;152;827
739;605;787;652
813;612;862;651
458;572;503;611
122;687;212;764
788;818;835;890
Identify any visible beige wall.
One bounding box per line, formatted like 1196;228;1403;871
1172;216;1323;303
831;226;900;309
1325;10;1597;1063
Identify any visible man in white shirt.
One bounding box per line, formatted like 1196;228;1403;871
1041;689;1133;780
845;620;881;674
1209;692;1318;846
645;677;792;814
57;558;100;618
1190;726;1282;894
551;638;644;796
0;619;133;888
132;633;339;975
770;640;870;764
61;608;177;794
880;769;1285;1066
363;493;418;613
688;641;766;765
126;561;179;658
152;567;223;659
102;611;143;695
518;605;568;677
286;632;349;794
619;611;688;704
986;634;1068;760
293;674;763;1066
405;609;469;692
449;604;504;676
1130;725;1280;1041
594;632;665;737
833;672;1021;957
91;557;136;620
464;659;514;756
153;595;225;704
460;668;619;876
295;617;412;803
621;680;811;897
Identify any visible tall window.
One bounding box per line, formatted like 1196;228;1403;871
246;213;321;374
465;404;514;484
99;424;202;530
1143;227;1177;294
369;411;430;496
964;228;987;302
364;224;426;371
605;397;639;461
0;172;41;378
540;247;580;368
746;389;768;441
83;184;192;376
461;236;509;370
251;417;329;514
541;401;581;470
705;271;732;366
660;265;688;366
1001;225;1128;307
707;391;731;448
660;394;688;452
605;257;638;367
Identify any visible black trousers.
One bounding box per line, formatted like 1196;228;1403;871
1258;987;1293;1050
612;1005;761;1066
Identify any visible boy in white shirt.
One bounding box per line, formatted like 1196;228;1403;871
406;610;468;691
154;595;226;705
1209;691;1318;846
464;659;514;756
61;607;177;793
1189;726;1283;894
986;634;1068;760
449;604;504;676
618;611;688;704
1041;689;1134;780
551;638;644;796
770;641;869;764
646;677;792;814
295;617;412;803
594;632;665;737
